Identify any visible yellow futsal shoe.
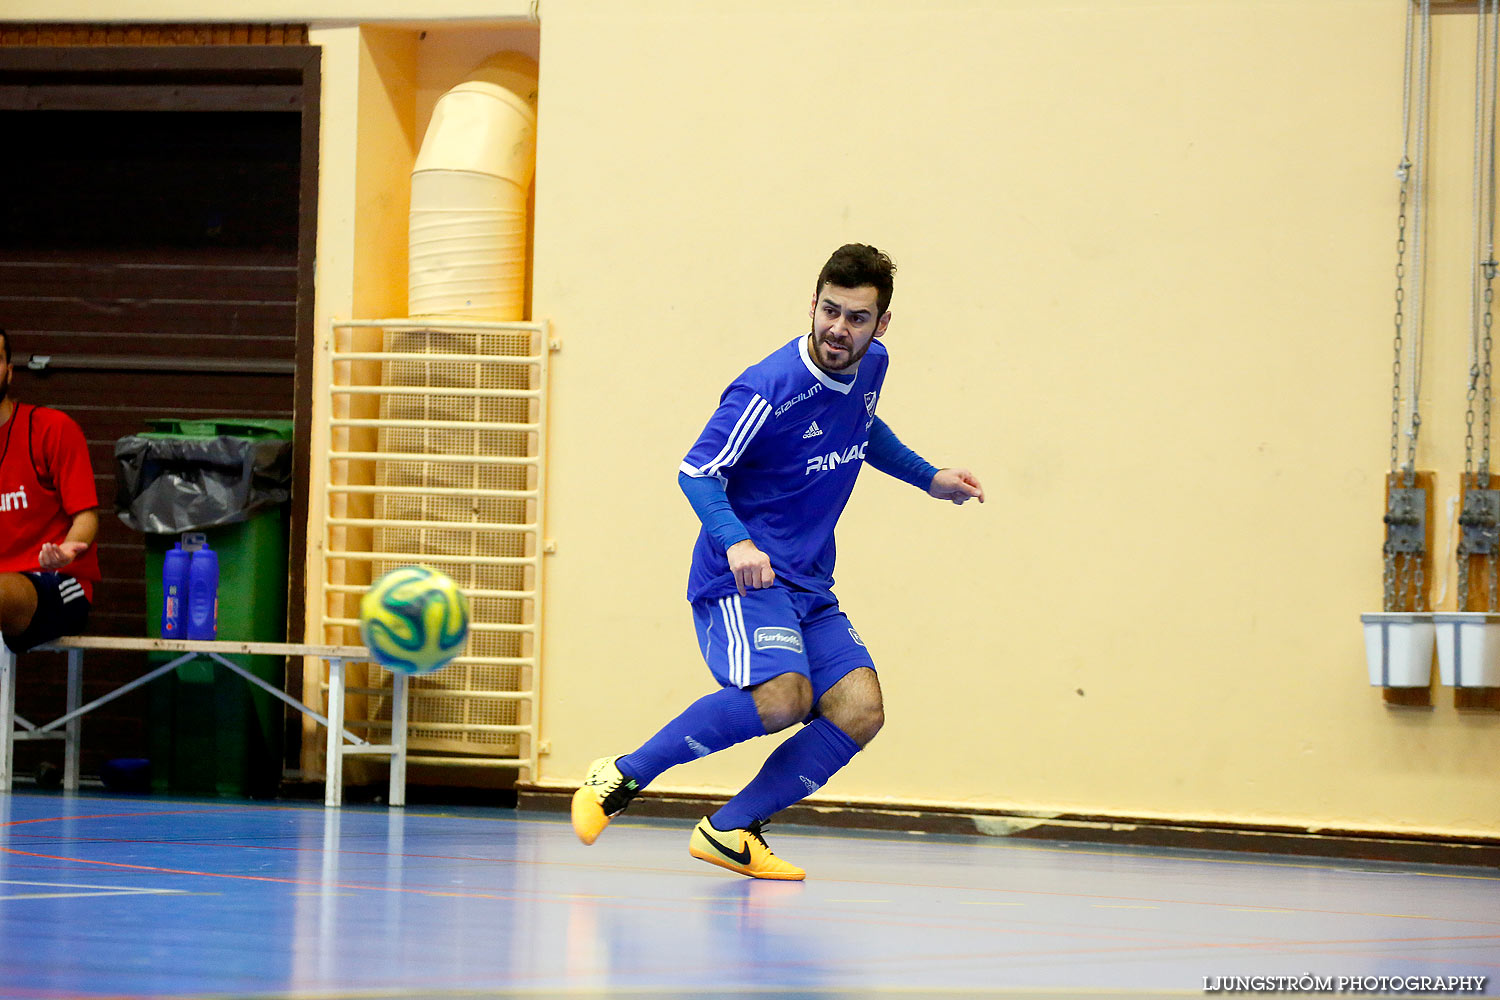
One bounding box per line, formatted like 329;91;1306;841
689;817;806;881
571;755;640;845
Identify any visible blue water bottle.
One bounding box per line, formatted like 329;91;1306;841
161;544;190;638
186;543;219;640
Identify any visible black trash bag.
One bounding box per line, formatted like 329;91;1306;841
114;434;293;533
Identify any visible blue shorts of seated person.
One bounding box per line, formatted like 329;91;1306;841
4;571;91;654
691;585;875;704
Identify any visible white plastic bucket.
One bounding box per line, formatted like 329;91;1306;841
1360;613;1435;687
1433;612;1500;686
409;54;537;320
408;171;528;318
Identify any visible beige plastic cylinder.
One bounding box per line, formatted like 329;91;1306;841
409;53;538;320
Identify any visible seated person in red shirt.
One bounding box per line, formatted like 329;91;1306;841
0;328;99;654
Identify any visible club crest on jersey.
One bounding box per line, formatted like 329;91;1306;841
806;441;868;475
865;391;878;416
802;421;822;439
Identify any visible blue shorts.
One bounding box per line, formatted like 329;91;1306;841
691;586;875;702
4;571;90;654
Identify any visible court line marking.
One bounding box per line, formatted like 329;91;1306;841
8;839;1498;965
6;850;1496;991
6;806;1490;995
0;843;1256;950
11;802;1495;888
25;830;1481;931
9;819;1496;931
7;806;1496;932
0;878;190;901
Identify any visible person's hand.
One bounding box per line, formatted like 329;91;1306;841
726;539;776;596
928;468;985;505
38;541;88;570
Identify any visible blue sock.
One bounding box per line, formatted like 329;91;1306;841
617;687;766;787
710;716;860;831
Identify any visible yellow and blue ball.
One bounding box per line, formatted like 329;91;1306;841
359;565;470;674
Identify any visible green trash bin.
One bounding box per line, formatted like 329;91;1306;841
116;419;295;798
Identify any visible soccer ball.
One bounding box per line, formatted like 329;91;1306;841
359;565;470;674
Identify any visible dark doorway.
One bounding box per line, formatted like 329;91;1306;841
0;45;318;782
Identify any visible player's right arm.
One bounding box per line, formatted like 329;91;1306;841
679;384;778;596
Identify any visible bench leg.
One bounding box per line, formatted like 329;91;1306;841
324;657;345;808
0;640;13;793
389;670;408;808
64;650;82;792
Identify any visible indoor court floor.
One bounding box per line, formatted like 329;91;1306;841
0;791;1496;1000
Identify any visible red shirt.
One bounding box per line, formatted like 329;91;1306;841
0;403;100;600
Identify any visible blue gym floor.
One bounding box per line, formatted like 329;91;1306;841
0;792;1496;999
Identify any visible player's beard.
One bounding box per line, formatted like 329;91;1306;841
0;366;9;402
808;326;874;372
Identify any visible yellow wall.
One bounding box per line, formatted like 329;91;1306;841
529;0;1500;840
12;0;1498;838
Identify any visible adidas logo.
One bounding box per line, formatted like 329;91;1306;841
684;735;711;758
802;421;823;439
799;775;821;794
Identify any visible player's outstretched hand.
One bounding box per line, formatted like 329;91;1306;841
38;541;88;570
726;539;776;597
928;468;985;506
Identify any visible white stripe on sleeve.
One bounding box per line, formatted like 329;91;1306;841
687;394;769;480
707;398;770;478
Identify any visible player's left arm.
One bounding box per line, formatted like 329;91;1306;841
926;468;985;505
36;409;101;570
39;509;97;569
866;417;984;505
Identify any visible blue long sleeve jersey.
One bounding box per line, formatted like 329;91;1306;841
677;334;939;602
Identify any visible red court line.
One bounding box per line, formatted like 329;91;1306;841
1;809;212;828
35;833;1490;931
0;834;1284;947
9;812;1496;930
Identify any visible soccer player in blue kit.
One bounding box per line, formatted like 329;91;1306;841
572;244;984;879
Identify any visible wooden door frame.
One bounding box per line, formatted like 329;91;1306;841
0;44;320;644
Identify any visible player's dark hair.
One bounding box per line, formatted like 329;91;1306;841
816;244;896;316
0;328;9;365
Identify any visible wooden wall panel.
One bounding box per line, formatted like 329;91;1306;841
1;97;305;781
0;24;309;47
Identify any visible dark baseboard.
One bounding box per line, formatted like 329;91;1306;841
517;783;1500;869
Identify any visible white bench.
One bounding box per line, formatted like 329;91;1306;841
0;636;409;808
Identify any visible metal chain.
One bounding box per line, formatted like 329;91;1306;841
1405;0;1431;487
1491;539;1498;611
1460;539;1472;610
1469;2;1487;477
1484;278;1495;477
1482;0;1498;479
1386;550;1398;611
1398;553;1412;613
1387;2;1429;613
1393;175;1408;479
1491;0;1499;611
1416;552;1427;612
1485;0;1499;609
